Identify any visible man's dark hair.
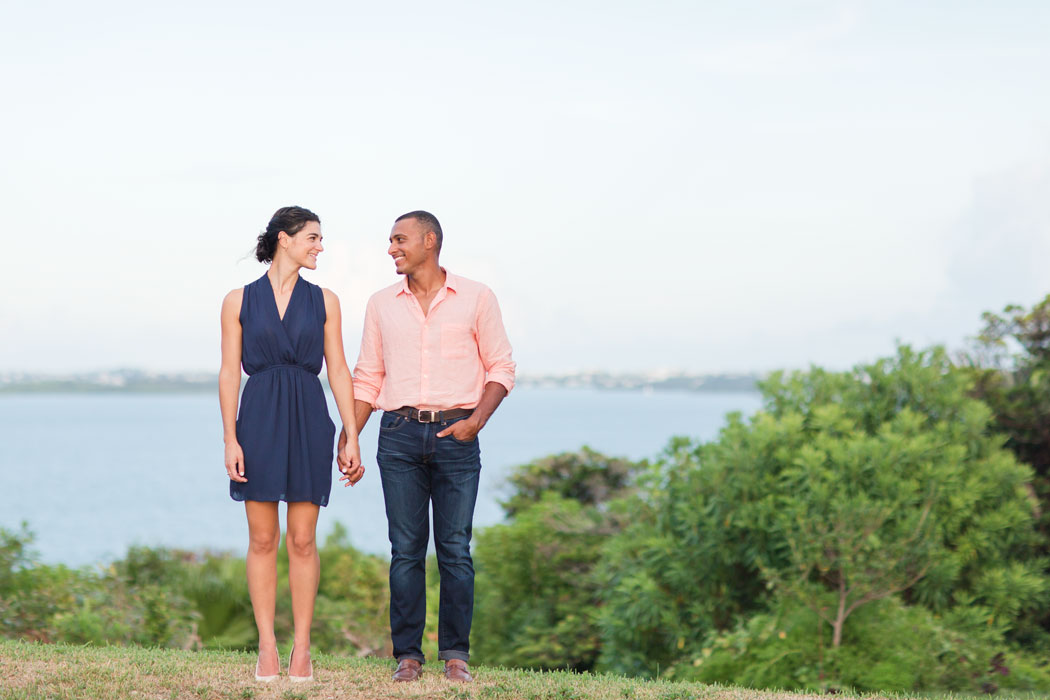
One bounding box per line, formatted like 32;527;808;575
396;210;443;252
256;206;320;264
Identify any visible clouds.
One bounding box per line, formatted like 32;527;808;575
942;156;1050;323
0;1;1048;374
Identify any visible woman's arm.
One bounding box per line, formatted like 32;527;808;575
322;288;365;486
219;288;247;482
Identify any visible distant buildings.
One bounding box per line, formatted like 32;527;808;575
0;369;760;394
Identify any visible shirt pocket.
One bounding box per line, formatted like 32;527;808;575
440;323;475;360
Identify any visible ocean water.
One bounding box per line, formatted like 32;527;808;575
0;388;762;566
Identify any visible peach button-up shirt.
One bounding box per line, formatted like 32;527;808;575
352;271;516;411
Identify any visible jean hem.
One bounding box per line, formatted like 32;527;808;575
438;650;470;662
396;653;426;664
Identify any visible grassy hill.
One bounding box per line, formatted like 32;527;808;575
0;639;895;700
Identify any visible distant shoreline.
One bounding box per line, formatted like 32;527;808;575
0;370;761;395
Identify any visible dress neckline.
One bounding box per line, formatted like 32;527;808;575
262;272;302;325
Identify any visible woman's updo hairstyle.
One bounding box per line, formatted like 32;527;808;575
256;206;320;264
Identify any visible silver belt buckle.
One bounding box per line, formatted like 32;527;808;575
417;409;438;423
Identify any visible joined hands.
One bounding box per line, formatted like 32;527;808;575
336;429;365;486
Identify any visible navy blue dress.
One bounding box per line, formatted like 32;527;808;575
230;273;336;506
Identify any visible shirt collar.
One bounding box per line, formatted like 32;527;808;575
395;268;458;296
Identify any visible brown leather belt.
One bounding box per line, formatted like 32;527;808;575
390;406;474;423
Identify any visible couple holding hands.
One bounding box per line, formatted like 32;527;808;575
218;207;515;684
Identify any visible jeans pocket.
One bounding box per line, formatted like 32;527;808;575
443;417;480;447
380;413;410;433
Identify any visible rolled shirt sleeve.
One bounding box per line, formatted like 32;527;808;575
476;286;516;394
351;295;385;407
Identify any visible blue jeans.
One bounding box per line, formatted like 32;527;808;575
376;411;482;663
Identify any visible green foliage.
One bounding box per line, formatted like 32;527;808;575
474;449;645;671
767;407;943;649
597;346;1048;689
0;521;394;657
309;522;391;657
0;524;91;643
474;495;607;670
684;595;1050;693
501;447;644;517
0;526;198;646
960;295;1050;638
963;295;1050;477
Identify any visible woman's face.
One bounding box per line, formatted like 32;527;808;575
279;221;323;270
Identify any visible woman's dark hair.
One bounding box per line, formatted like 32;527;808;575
256;206;320;264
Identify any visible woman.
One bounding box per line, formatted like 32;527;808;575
219;206;365;682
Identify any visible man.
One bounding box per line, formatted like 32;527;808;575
338;210;515;682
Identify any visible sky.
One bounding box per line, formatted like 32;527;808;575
1;0;1048;375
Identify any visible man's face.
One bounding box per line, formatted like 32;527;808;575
388;218;432;276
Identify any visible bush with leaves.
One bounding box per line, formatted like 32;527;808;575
597;346;1048;691
0;526;198;647
690;594;1050;693
500;447;642;517
960;295;1050;640
472;449;644;671
0;522;396;657
308;522;392;657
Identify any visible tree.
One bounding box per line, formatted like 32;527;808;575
767;408;942;648
961;296;1050;526
597;346;1047;687
500;447;642;517
472;449;644;671
959;296;1050;641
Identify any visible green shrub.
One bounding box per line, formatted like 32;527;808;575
597;346;1048;686
473;450;644;671
684;595;1050;694
474;495;608;670
0;522;393;656
311;522;391;656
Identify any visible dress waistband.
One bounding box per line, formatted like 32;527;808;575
250;364;317;376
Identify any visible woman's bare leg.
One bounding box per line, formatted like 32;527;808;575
286;501;321;676
245;500;281;676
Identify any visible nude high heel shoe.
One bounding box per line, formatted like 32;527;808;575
254;647;279;682
289;645;314;683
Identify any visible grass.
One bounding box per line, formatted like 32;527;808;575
0;638;1030;700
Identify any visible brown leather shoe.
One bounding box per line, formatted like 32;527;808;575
392;658;422;682
444;659;473;682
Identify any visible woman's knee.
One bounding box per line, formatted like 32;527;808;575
248;528;280;556
286;529;317;558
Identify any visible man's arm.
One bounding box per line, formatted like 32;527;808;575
338;398;376;472
337;297;384;470
351;296;385;407
436;381;507;441
353;398;374;434
436;286;514;441
474;286;516;395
